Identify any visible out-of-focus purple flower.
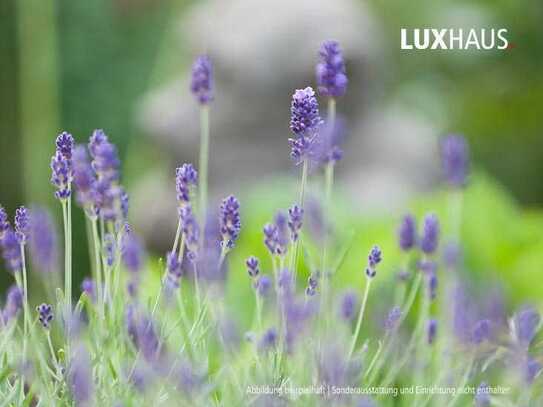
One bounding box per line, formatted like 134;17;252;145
91;140;120;183
68;344;94;406
180;205;199;261
258;327;278;352
50;132;74;200
443;241;462;268
103;233;116;267
290;87;322;137
420;214;439;255
176;164;198;206
427;271;438;301
305;274;318;296
441;134;469;188
190;55;213;104
88;129;107;158
340;291;357;321
137;315;160;362
472;319;491;344
165;251;182;290
526;358;542;384
14;206;30;245
81;278;95;301
219;196;241;250
513;307;541;347
366;245;382;278
356;397;377;407
288;135;314;164
122;229;144;274
29;207;58;274
263;223;278;255
313;117;346;166
474;382;490;407
283;295;313;352
245;256;259;278
0;206;9;239
278;268;293;295
256;275;272;297
316;40;348;98
287;205;303;242
427;319;437;345
263;211;289;257
72;145;98;216
318;344;360;389
2;285;23;323
398;214;416;251
0;229;22;273
120;187;129;220
384;306;402;331
36;303;54;329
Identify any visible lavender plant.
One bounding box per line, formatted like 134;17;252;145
0;40;541;407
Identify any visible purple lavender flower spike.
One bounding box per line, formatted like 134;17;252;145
427;319;437;345
88;129;107;158
256;275;271;297
165;251;182;290
103;233;116;267
81;278;95;301
263;223;278;255
68;344;94;405
246;256;259;278
305;274;318;296
92;141;120;183
472;319;491;344
2;285;23;323
122;229;144;274
316;40;348;98
427;271;438;300
441;134;469;187
273;211;289;256
180;204;199;261
29;207;59;274
36;303;54;328
56;131;75;159
287;204;303;242
398;214;416;251
258;327;278;352
176;164;198;206
290;87;322;137
474;382;490;407
526;358;542;384
420;213;439;255
14;206;30;245
219;195;241;250
0;229;22;272
51;132;74;200
288;136;313;163
513;307;541;347
365;245;382;278
72;145;98;216
340;291;357;321
0;206;9;238
190;55;213;104
384;306;402;331
137;315;160;362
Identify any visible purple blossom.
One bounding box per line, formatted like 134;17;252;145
427;319;437;345
29;207;59;274
427;271;438;301
305;274;318;296
72;145;98;214
165;251;182;290
313;117;346;165
263;211;289;256
175;164;198;206
513;307;541;347
340;291;357;321
36;303;54;328
122;230;144;274
420;214;439;255
245;256;259;278
88;129;107;158
0;206;9;238
2;285;23;323
398;214;416;251
219;195;241;250
474;382;490;407
384;306;402;331
316;40;348;98
120;188;129;220
441;134;469;187
288;135;314;164
472;319;491;344
51;149;72;200
258;328;277;352
287;204;303;242
526;358;542;384
365;245;382;278
179;204;199;261
0;228;22;272
137;315;160;362
91;140;120;183
263;223;278;255
56;131;75;159
81;278;95;301
190;55;213;104
290;87;322;137
14;206;30;245
68;344;94;405
103;233;116;267
256;275;272;297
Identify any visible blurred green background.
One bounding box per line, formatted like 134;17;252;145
0;0;542;304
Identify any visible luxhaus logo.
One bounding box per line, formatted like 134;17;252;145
400;28;509;50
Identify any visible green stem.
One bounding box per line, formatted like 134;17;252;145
90;218;104;315
348;278;372;361
199;105;210;226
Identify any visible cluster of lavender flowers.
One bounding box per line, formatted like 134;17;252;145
0;40;540;407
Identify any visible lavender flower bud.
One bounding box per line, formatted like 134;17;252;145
256;275;271;297
190;55;213;104
56;131;74;159
2;285;23;323
103;233;116;267
398;214;416;251
137;315;160;362
122;230;144;274
287;204;303;242
474;382;490;407
366;245;382;278
36;303;54;329
51;132;74;200
290;87;322;137
165;251;182;290
72;145;98;215
420;214;439;254
513;307;541;347
316;40;348;98
384;306;402;331
472;319;491;344
526;358;542;384
81;278;95;301
0;228;22;272
305;274;318;296
219;195;241;250
427;319;437;345
263;223;278;255
340;291;357;321
68;344;94;405
0;206;9;239
245;256;259;278
175;163;198;206
91;140;120;183
179;204;199;261
29;207;59;274
258;327;278;352
441;134;469;187
427;271;438;301
14;206;30;245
